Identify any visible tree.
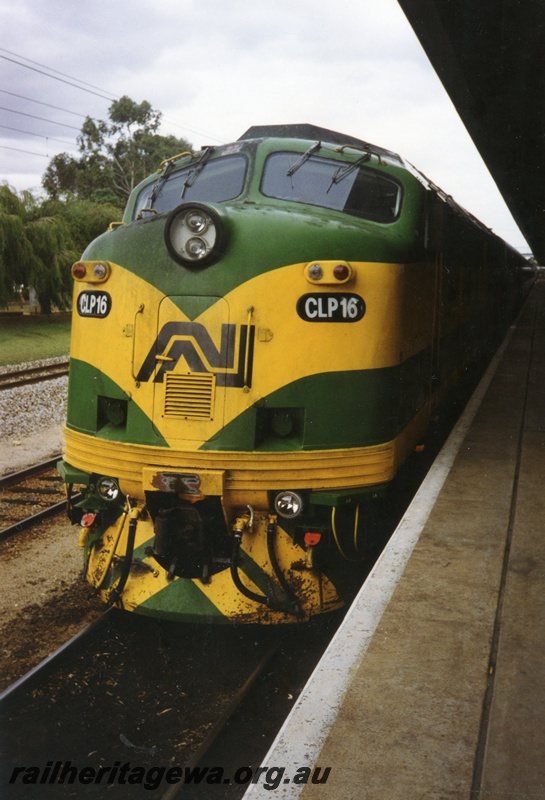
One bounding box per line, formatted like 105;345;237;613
0;185;122;311
42;197;121;254
42;153;79;199
42;96;193;205
0;186;36;307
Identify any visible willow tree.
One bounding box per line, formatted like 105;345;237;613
0;185;76;312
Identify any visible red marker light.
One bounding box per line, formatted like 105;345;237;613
333;264;350;281
304;532;322;546
72;262;87;279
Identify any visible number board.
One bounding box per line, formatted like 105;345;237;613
296;293;365;322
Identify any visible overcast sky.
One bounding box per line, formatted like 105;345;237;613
0;0;530;252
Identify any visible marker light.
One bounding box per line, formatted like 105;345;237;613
93;263;108;279
72;262;87;279
304;532;322;546
71;261;111;283
305;261;353;284
165;203;225;267
333;264;350;281
274;491;304;518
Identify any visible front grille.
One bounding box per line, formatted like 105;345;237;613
164;372;216;420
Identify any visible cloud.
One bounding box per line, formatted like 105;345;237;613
0;0;528;249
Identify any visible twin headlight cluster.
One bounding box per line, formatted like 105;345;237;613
164;203;225;267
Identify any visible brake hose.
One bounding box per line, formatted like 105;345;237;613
266;516;302;617
230;533;270;606
108;506;140;604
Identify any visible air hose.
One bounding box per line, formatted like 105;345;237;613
108;505;140;604
230;533;269;606
229;508;301;615
266;516;302;618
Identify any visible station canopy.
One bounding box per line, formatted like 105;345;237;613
397;0;545;262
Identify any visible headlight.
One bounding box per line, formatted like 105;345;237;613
274;491;304;518
97;477;120;501
165;203;225;267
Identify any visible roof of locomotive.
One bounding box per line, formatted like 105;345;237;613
238;124;404;165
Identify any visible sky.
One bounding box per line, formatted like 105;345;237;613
0;0;530;253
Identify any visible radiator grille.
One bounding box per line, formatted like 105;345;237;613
164;373;216;420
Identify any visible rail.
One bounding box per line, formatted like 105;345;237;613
0;609;113;706
0;456;74;542
161;643;280;799
0;359;69;391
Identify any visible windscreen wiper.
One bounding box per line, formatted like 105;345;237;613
286;141;321;176
180;146;215;198
146;159;177;210
326;151;371;193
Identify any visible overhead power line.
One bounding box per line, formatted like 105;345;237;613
0;106;81;132
0;47;118;100
1;48;225;144
0;47;233;181
0;53;116;102
0;124;77;148
0;143;51;158
0;89;88;119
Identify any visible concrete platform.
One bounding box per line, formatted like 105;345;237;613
245;281;545;799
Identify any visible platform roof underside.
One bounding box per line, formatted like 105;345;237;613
397;0;545;262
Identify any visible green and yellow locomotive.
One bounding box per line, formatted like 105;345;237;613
59;124;531;623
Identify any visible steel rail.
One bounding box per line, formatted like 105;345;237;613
0;456;62;489
0;608;114;706
161;642;280;799
0;499;69;543
0;359;69;391
0;456;71;542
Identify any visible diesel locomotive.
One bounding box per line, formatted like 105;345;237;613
59;123;532;623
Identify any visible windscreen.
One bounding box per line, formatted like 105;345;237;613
261;152;402;223
133;154;248;219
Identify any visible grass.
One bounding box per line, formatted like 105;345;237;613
0;315;71;367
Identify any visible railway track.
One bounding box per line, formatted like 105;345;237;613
0;610;339;799
0;609;113;706
0;457;67;541
0;359;69;391
160;642;280;800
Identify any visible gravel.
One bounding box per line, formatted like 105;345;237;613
0;358;68;475
0;358;105;689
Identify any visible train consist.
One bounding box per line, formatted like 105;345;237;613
59;124;533;623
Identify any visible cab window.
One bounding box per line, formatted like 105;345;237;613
261;152;402;222
133;154;247;219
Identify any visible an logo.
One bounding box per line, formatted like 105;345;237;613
136;321;254;387
77;291;112;318
296;293;365;322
